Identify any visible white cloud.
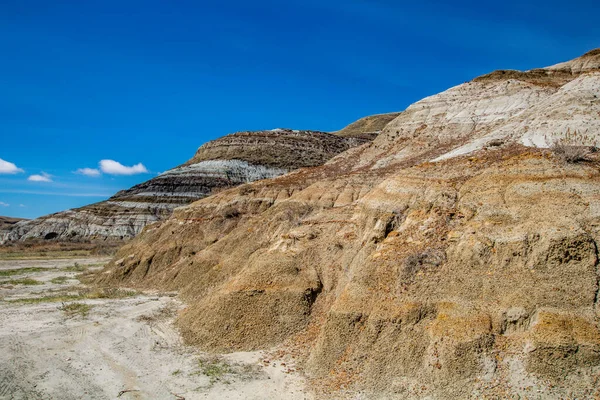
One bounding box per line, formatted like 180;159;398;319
99;159;148;176
75;167;101;177
0;201;9;207
19;204;26;207
0;158;24;174
28;172;53;182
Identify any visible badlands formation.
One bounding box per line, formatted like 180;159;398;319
2;129;368;243
98;49;600;398
0;216;26;232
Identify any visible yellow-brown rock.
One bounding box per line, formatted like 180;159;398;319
98;50;600;398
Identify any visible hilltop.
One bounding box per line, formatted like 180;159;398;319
2;129;371;243
0;216;27;232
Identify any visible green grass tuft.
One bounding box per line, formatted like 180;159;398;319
59;302;92;318
0;267;46;277
1;278;44;286
9;294;84;304
197;358;232;383
5;287;138;304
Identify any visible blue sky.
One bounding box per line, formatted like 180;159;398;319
1;0;598;219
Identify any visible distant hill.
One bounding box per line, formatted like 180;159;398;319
2;129;370;243
334;112;401;139
0;216;27;231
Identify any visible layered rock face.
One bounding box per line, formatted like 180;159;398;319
99;50;600;398
2;129;369;243
0;217;27;232
360;48;600;168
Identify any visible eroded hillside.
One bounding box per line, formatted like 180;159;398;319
0;217;27;232
2;129;369;243
98;50;600;398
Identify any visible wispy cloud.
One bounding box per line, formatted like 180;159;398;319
28;172;53;182
75;167;101;177
100;159;148;176
0;201;9;207
0;158;24;174
19;204;26;207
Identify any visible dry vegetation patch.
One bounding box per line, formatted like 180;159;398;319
0;267;46;277
0;240;121;260
193;356;263;386
7;287;138;304
59;302;93;318
1;278;43;286
551;142;594;163
50;276;70;284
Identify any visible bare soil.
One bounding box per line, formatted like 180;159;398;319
0;257;312;400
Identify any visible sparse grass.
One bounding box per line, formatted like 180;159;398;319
50;276;70;284
84;287;138;299
197;357;232;384
1;278;44;286
10;294;84;304
62;262;86;272
0;267;46;277
172;369;182;376
0;250;92;260
0;262;101;277
191;356;261;386
0;240;122;259
59;302;92;318
61;262;105;272
5;287;138;304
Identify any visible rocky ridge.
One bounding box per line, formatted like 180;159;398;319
0;216;27;232
364;48;600;168
2;129;370;243
99;49;600;398
334;112;402;139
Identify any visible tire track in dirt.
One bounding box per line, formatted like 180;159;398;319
1;257;312;399
0;336;48;400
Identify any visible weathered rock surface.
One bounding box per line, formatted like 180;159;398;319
334;112;402;139
99;50;600;398
2;129;369;243
0;216;27;232
361;48;600;168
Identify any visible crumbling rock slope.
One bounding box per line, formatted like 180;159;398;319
363;47;600;168
0;216;27;232
2;129;369;243
99;49;600;398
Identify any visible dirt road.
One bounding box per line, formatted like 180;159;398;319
0;257;312;400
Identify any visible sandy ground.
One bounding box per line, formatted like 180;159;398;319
0;257;312;400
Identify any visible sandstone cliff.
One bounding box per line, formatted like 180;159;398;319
2;129;369;243
98;49;600;398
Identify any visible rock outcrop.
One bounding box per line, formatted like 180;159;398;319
334;112;402;139
2;129;370;243
0;216;27;232
99;49;600;398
